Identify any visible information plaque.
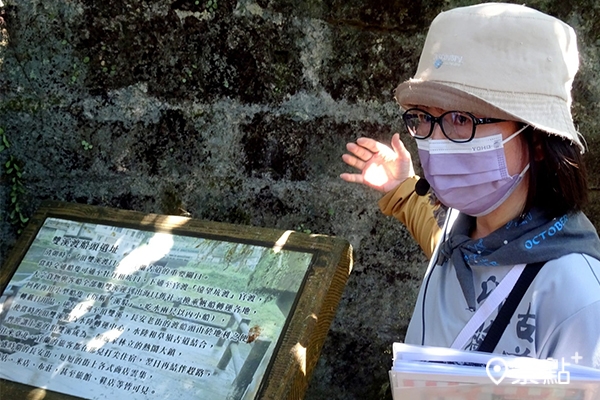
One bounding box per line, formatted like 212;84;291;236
0;201;352;400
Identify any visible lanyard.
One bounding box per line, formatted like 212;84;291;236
450;263;526;350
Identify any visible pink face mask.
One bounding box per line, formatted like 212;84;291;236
416;126;529;217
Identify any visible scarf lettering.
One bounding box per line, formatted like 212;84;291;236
524;215;568;249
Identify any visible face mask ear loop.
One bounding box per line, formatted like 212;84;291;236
470;163;532;217
519;163;531;177
502;124;529;145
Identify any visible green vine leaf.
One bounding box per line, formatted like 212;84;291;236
1;129;29;234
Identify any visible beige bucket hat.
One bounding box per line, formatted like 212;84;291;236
395;2;584;152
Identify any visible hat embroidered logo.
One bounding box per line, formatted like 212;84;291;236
433;53;463;68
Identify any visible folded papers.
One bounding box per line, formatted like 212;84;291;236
389;343;600;400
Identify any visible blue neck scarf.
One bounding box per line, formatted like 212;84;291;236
438;208;600;310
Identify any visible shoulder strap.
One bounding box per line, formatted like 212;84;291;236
477;261;545;353
451;263;526;350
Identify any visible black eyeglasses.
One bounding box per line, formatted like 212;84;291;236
402;108;507;143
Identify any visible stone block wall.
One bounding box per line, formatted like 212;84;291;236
0;1;598;398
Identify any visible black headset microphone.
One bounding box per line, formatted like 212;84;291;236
414;177;430;196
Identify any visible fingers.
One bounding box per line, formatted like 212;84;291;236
346;142;374;162
339;172;364;185
390;133;416;178
390;133;410;158
341;135;410;193
355;137;382;153
356;137;396;159
347;137;395;163
341;153;366;170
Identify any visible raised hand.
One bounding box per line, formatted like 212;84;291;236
340;133;416;193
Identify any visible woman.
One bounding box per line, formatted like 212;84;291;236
341;3;600;368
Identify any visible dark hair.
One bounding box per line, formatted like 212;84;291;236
522;127;589;219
